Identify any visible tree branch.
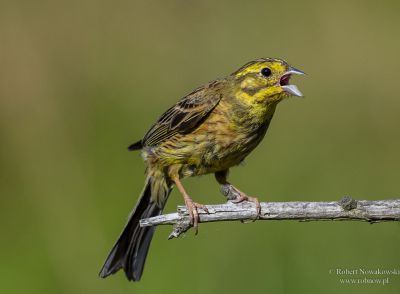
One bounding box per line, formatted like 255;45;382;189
139;196;400;239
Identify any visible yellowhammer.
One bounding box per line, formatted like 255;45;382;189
99;58;305;281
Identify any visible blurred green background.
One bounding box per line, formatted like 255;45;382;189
1;0;399;293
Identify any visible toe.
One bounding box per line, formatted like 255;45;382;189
193;209;199;234
231;195;246;204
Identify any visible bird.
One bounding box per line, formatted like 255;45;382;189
99;58;305;282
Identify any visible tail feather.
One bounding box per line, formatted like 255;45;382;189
99;176;170;281
128;140;143;151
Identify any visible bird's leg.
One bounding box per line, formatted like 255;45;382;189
215;170;261;219
172;177;209;234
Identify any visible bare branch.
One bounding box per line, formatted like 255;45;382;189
139;197;400;239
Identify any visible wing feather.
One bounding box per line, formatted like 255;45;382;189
141;80;224;147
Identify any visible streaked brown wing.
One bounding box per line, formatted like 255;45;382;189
142;80;224;147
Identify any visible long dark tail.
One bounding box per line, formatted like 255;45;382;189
99;176;170;281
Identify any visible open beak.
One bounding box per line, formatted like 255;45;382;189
280;67;305;97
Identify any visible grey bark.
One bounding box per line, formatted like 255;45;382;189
139;196;400;239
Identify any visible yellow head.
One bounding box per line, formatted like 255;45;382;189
231;58;305;103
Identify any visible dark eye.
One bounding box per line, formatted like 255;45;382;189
261;67;272;77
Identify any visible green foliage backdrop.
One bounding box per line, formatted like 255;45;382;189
0;1;399;293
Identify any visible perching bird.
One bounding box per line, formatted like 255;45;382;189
99;58;304;281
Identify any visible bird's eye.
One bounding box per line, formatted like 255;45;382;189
261;67;272;77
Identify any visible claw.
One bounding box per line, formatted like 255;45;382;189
232;194;261;220
184;198;209;234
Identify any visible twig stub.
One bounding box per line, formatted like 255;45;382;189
339;196;358;211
